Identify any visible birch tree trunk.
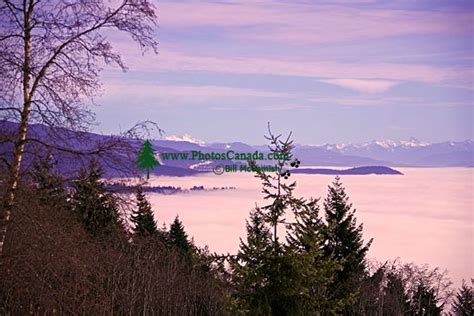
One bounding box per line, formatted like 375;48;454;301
0;0;158;257
0;0;33;257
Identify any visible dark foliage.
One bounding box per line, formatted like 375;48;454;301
70;162;123;236
31;156;67;207
169;215;193;255
131;186;158;237
230;208;274;315
323;176;373;312
452;281;473;316
0;181;230;315
408;283;444;315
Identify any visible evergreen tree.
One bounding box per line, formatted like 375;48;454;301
136;139;159;180
31;155;66;206
131;186;158;237
286;198;342;314
71;162;122;236
251;124;304;254
452;281;473;316
234;126;335;315
287;198;324;253
169;215;192;254
230;208;273;315
322;176;373;312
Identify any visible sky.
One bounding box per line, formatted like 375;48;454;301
93;0;473;145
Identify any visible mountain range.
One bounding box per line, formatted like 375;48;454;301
0;121;472;178
163;137;473;168
291;138;473;167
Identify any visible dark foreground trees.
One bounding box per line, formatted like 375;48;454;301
71;163;123;236
0;158;461;315
131;185;158;237
0;163;231;315
0;130;463;314
230;127;372;315
452;280;473;316
231;177;371;315
323;176;373;314
0;0;159;256
229;127;459;316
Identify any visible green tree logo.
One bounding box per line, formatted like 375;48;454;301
137;140;159;179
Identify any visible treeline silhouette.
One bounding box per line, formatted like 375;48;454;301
0;157;472;315
106;182;237;194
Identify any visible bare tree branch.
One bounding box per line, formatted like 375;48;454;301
0;0;159;258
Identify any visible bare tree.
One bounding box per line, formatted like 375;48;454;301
0;0;159;256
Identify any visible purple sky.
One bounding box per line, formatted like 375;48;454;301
93;0;473;145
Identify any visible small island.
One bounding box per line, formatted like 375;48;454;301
291;166;403;175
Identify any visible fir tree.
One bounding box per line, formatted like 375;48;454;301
250;124;306;255
286;198;342;314
287;198;325;253
131;186;158;237
169;216;192;254
452;281;473;316
71;162;122;236
234;125;329;315
322;176;373;311
136;139;159;180
230;208;273;315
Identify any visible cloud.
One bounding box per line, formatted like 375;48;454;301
101;81;287;102
320;78;399;93
156;1;471;44
106;1;471;87
122;49;462;84
255;103;309;111
308;96;474;107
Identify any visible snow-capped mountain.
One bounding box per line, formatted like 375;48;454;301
2;121;471;174
156;136;473;167
308;138;473;167
319;137;430;152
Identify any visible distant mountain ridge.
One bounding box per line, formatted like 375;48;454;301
1;121;472;179
308;138;473;167
127;136;474;168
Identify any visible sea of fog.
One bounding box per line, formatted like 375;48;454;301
144;168;473;287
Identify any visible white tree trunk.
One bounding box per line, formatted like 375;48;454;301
0;2;32;257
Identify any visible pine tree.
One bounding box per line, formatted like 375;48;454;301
131;186;158;237
169;215;192;254
452;281;473;316
71;162;122;236
136;139;159;180
322;176;373;312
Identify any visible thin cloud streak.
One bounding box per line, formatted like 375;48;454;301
101;81;288;102
119;49;466;85
157;1;472;45
320;79;399;93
